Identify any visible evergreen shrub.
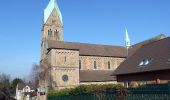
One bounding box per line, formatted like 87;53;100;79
48;84;123;97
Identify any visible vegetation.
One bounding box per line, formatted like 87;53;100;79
0;63;40;99
11;78;23;90
48;84;124;97
0;73;22;99
116;88;129;100
29;63;40;88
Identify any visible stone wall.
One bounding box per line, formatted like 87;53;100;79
49;49;80;89
80;81;117;85
41;8;63;60
43;9;62;41
42;49;125;90
79;56;125;70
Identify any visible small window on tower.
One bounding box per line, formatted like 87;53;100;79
54;30;58;37
49;29;52;36
79;60;82;69
54;31;56;37
48;30;50;36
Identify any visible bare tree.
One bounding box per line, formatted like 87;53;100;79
0;73;11;99
30;63;40;88
39;59;54;90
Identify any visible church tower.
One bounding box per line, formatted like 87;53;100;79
41;0;63;60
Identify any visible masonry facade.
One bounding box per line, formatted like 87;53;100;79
40;0;126;90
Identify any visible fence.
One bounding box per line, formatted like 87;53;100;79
48;83;170;100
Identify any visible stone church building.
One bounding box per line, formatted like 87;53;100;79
40;0;127;90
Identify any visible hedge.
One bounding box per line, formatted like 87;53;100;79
48;84;123;97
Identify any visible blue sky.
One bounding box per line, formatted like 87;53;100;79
0;0;170;79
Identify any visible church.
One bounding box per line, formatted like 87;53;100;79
39;0;128;90
39;0;166;90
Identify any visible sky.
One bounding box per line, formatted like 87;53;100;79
0;0;170;79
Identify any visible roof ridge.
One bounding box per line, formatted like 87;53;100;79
55;40;125;48
141;37;170;47
132;34;166;47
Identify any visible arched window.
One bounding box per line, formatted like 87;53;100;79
108;61;111;69
64;56;67;62
49;29;52;36
94;61;97;69
48;30;50;36
54;30;58;37
48;29;52;36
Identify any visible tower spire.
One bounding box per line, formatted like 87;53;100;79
44;0;63;24
125;27;131;57
125;27;131;47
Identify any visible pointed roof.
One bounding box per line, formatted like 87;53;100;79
125;28;131;47
44;0;63;24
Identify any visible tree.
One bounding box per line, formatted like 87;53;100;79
11;78;23;89
0;73;11;99
30;63;40;88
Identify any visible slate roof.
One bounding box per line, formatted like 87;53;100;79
114;37;170;75
128;34;166;56
80;70;116;82
48;41;127;57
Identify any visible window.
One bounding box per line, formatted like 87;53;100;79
139;61;144;66
108;61;111;69
139;58;152;67
50;29;52;36
64;56;67;62
94;61;97;69
62;75;68;82
167;58;170;63
54;31;56;37
48;29;52;36
54;30;57;37
79;60;81;69
48;30;50;36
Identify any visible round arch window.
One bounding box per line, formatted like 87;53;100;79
62;75;68;82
